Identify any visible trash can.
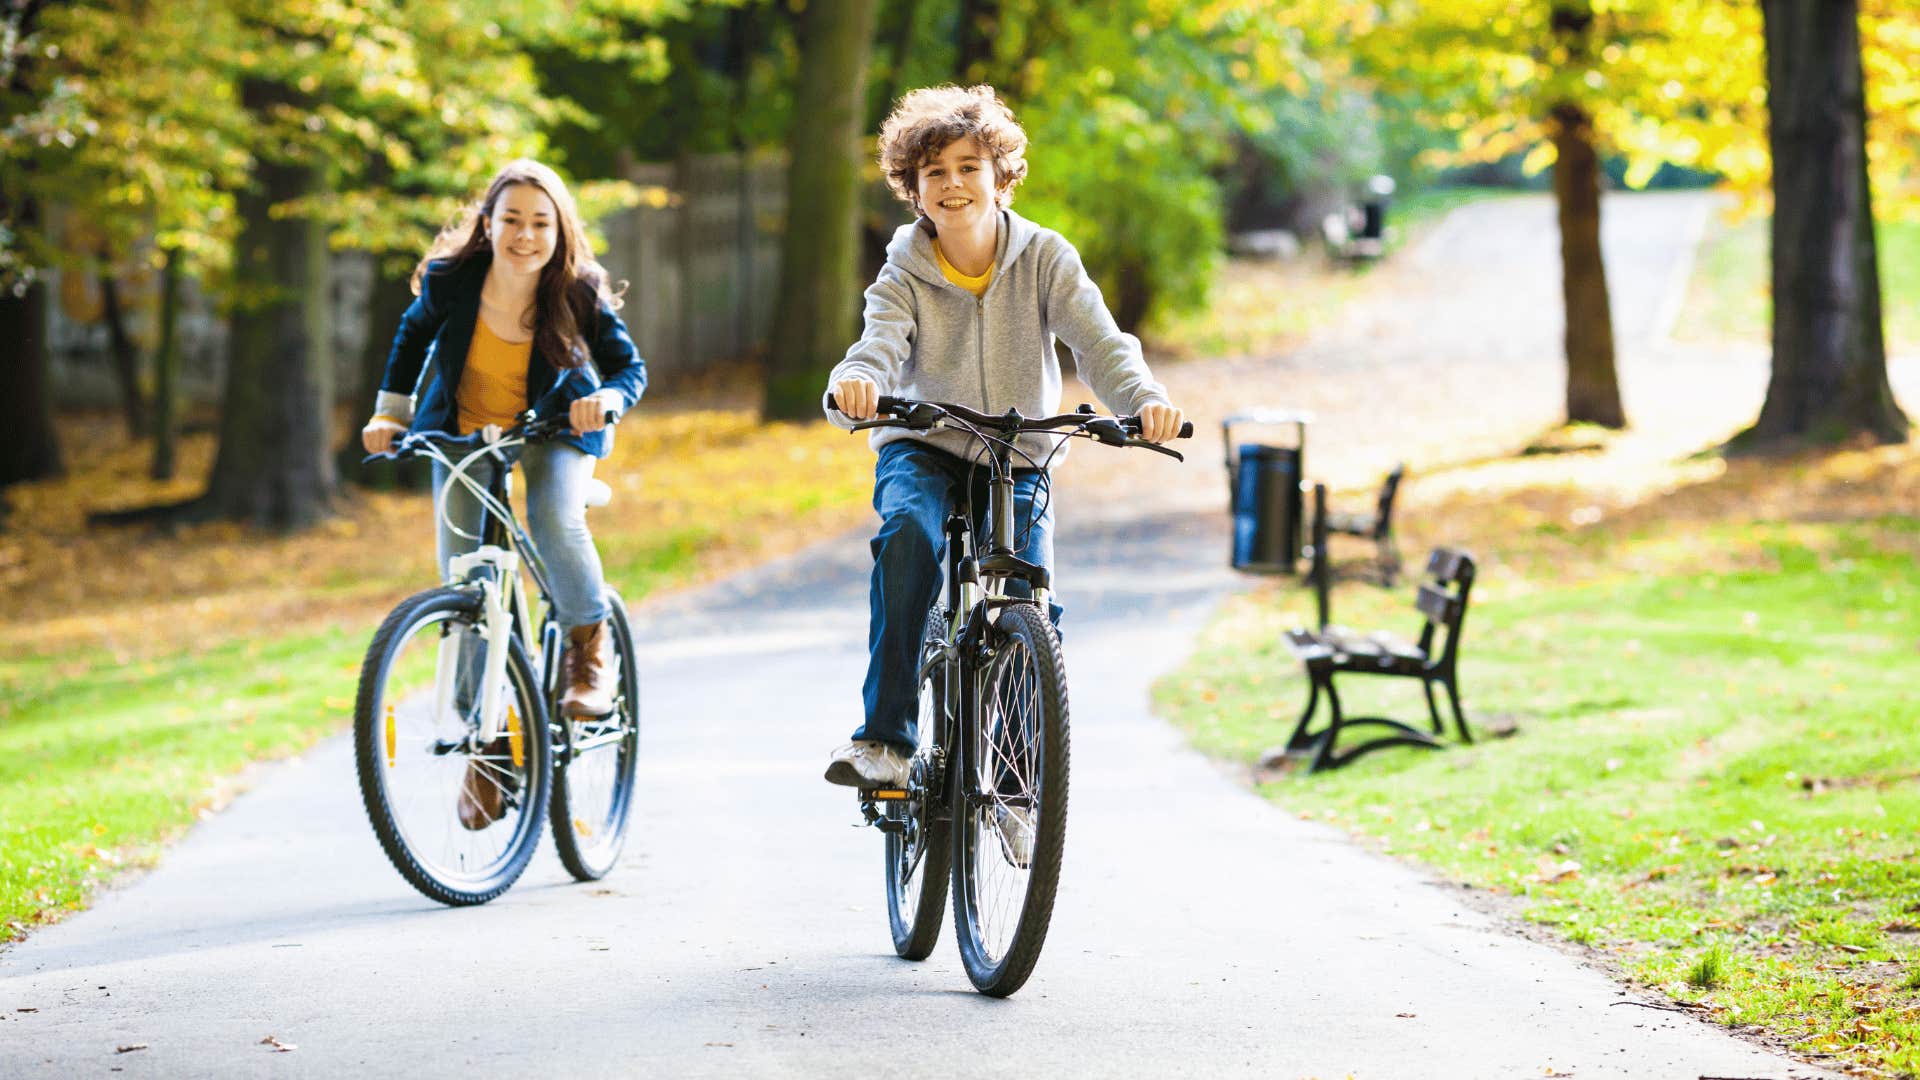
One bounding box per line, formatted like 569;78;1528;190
1222;410;1312;573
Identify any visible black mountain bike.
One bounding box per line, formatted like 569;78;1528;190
354;407;640;906
830;394;1190;997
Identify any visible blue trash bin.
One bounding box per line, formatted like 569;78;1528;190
1222;410;1311;574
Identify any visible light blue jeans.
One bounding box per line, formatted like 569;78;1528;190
432;442;610;630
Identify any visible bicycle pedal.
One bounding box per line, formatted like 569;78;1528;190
862;788;911;801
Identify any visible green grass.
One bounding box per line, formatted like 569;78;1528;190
1156;519;1920;1075
1681;212;1920;352
0;443;870;938
1;628;364;935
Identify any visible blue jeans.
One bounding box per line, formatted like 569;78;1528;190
432;442;610;631
854;440;1061;753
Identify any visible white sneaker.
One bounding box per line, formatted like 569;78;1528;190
824;740;910;788
991;805;1035;869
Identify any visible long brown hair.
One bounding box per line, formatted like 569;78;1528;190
412;158;625;371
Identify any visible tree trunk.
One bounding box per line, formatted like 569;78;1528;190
0;273;62;489
878;0;923;116
200;78;336;528
151;247;180;480
98;267;148;438
1747;0;1907;445
336;256;428;490
763;0;879;420
955;0;998;83
1550;101;1626;429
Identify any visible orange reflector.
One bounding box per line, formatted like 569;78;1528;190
383;705;396;768
871;789;909;800
573;817;593;838
506;705;525;768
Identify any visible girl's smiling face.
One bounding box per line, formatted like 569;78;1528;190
487;182;559;276
917;137;999;231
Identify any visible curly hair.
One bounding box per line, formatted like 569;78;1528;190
877;84;1029;215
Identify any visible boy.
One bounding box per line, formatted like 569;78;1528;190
822;84;1185;790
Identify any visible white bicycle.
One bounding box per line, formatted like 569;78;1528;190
353;407;640;905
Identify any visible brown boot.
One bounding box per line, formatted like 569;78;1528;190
457;737;512;830
558;620;615;718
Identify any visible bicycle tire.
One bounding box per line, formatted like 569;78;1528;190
887;606;954;960
354;586;552;906
551;590;642;881
951;601;1069;997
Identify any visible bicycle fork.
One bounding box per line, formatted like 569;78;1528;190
441;545;533;745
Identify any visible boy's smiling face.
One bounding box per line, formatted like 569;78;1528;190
917;136;999;231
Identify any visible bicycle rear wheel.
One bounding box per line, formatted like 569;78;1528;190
886;605;953;960
952;601;1069;997
551;590;642;881
354;586;552;906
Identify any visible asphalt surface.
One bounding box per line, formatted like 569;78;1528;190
0;193;1840;1078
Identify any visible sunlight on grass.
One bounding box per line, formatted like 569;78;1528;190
1678;210;1920;352
0;405;875;938
1155;439;1920;1077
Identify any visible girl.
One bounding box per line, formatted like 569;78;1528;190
361;158;645;828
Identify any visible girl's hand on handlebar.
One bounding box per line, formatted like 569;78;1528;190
1137;401;1186;444
570;392;619;434
831;376;880;421
362;417;406;454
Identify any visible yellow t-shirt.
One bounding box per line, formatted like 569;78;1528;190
456;316;532;434
933;239;993;298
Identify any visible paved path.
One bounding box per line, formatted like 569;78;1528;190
1;193;1839;1078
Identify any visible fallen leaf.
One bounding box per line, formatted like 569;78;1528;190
115;1044;147;1054
1395;1012;1417;1018
259;1035;297;1052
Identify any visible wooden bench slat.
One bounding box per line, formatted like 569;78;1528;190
1414;583;1457;622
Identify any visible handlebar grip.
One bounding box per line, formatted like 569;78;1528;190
1179;421;1194;439
827;392;905;417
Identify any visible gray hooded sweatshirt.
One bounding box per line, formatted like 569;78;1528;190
822;208;1169;466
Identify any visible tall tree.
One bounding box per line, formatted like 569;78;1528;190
0;261;63;490
1547;2;1624;428
764;0;879;419
0;0;62;492
198;76;337;528
1745;0;1908;445
1352;0;1775;430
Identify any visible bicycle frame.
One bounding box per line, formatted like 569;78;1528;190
417;435;560;747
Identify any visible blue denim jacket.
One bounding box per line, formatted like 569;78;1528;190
379;255;646;458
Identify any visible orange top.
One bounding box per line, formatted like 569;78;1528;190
456;317;532;434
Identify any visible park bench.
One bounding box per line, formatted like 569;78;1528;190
1273;487;1476;772
1323;463;1405;585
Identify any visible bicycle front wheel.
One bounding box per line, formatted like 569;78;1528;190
952;601;1069;997
354;586;552;906
551;590;642;881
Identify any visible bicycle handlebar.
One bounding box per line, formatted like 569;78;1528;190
827;394;1193;458
362;407;621;464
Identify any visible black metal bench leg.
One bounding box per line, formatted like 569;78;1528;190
1378;535;1401;587
1309;677;1347;773
1422;679;1445;736
1285;676;1322;753
1444;676;1473;744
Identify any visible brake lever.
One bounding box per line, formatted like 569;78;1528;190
1124;437;1186;462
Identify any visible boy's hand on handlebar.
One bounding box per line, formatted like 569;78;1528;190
570;392;619;434
831;376;880;421
1138;401;1186;444
362;417;406;454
